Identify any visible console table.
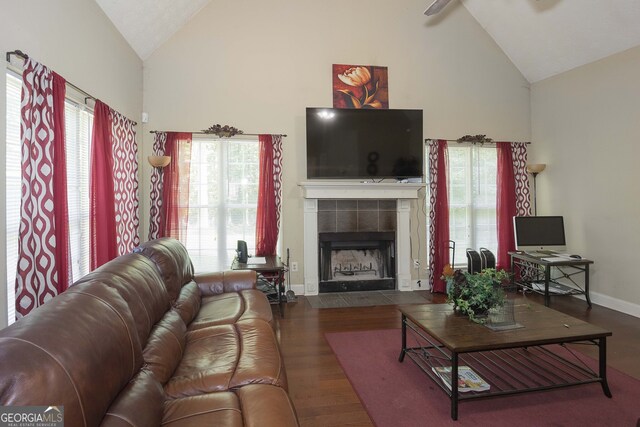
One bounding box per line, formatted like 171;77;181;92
509;251;593;307
398;303;612;420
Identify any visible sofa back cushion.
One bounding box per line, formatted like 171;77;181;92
143;310;186;384
74;253;170;347
0;281;142;427
101;369;164;427
134;238;194;302
173;281;202;325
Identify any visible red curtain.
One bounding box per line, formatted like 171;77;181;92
161;132;192;241
255;134;282;256
428;140;450;293
496;143;517;270
90;100;118;270
15;60;70;318
52;72;71;291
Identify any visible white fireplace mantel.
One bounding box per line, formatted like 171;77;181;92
300;181;426;296
299;181;424;200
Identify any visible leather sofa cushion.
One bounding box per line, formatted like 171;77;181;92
195;270;256;296
74;253;170;347
101;370;164;427
173;281;202;325
189;290;272;331
134;238;194;302
0;282;141;427
236;385;299;427
162;385;299;427
162;392;243;427
165;320;286;399
143;310;186;384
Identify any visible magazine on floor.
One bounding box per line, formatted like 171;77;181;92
432;366;490;393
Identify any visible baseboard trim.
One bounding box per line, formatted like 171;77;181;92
290;284;305;296
587;291;640;319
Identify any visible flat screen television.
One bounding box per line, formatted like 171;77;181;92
513;216;567;253
306;107;424;179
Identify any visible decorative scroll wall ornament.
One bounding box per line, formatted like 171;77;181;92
456;134;494;144
202;124;244;138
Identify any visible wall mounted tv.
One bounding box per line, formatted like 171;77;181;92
306;107;424;179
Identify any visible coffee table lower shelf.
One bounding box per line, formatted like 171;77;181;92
399;315;612;421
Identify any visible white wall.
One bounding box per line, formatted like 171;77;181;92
531;46;640;314
141;0;531;286
0;0;143;328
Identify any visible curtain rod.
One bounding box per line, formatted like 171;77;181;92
149;130;287;137
425;138;531;145
6;49;138;126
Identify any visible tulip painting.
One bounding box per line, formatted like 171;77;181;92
333;64;388;109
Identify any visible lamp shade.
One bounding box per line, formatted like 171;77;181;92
148;155;171;168
526;163;546;174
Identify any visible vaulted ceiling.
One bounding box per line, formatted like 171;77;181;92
95;0;640;83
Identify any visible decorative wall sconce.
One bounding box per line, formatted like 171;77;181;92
148;155;171;168
526;163;546;216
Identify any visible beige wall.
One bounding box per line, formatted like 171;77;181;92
531;46;640;315
0;0;143;328
141;0;531;287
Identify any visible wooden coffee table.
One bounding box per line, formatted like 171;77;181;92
398;302;612;420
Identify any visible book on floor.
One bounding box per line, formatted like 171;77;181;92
432;366;490;393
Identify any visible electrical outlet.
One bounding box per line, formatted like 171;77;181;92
291;261;298;272
413;259;420;269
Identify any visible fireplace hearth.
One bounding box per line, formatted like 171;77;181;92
319;232;395;292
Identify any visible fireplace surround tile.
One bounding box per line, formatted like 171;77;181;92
379;211;396;231
379;200;397;211
318;211;337;232
357;211;378;231
357;200;378;210
318;199;337;211
336;211;357;232
337;200;357;211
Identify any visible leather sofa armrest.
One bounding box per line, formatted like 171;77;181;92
194;270;257;296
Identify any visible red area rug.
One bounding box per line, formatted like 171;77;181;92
325;329;640;427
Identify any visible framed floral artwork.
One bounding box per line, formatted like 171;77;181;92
333;64;389;109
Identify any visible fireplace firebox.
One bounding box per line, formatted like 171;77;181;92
319;232;395;292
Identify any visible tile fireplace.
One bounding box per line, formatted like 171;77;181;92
300;181;424;296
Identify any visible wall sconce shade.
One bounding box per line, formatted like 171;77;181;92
148;155;171;168
526;163;546;174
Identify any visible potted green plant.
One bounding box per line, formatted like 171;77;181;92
443;267;510;323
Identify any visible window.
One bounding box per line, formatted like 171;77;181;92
185;137;259;272
5;72;21;325
5;71;92;325
64;101;92;280
446;145;498;266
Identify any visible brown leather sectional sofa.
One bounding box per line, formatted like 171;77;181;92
0;238;299;426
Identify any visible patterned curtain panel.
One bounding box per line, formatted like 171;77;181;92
255;134;283;256
15;59;71;318
427;139;450;293
111;110;140;254
161;132;192;241
90;100;140;270
148;132;167;240
511;142;531;216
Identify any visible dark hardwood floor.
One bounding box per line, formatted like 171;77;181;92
272;291;640;427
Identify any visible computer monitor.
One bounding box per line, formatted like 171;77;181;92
236;240;248;263
513;216;567;252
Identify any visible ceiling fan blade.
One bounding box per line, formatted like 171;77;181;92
424;0;453;16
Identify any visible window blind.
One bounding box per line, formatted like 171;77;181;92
5;72;21;325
